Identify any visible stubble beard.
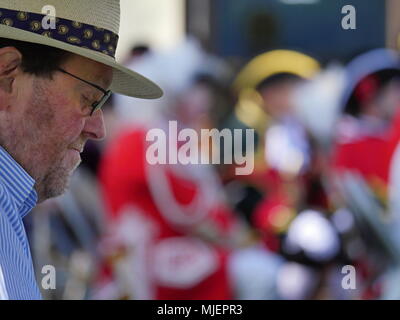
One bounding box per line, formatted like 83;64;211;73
38;156;81;201
1;80;81;203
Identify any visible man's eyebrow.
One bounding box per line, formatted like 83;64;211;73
93;74;112;90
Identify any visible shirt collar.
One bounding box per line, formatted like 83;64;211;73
0;146;38;218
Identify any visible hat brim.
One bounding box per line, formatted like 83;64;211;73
0;24;163;99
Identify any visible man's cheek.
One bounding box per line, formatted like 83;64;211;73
53;116;84;145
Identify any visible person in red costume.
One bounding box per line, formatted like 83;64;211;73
333;69;400;186
332;52;400;213
94;41;291;300
95;77;246;299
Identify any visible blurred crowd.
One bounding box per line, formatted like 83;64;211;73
26;38;400;300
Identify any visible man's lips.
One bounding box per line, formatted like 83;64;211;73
70;147;84;153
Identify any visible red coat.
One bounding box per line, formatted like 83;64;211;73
332;110;400;197
97;126;237;300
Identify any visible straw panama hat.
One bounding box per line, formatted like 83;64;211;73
0;0;163;99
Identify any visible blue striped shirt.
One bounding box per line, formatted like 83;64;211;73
0;146;41;299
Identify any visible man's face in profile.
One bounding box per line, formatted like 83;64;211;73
0;49;112;202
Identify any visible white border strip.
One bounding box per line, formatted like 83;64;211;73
0;265;9;300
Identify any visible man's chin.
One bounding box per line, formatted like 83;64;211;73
37;168;75;203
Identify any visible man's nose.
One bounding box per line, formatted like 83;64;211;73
83;109;106;140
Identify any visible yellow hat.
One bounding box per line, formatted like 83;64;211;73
233;49;320;92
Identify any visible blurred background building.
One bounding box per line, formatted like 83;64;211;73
118;0;397;63
117;0;185;60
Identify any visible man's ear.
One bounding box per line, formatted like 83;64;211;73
0;46;22;94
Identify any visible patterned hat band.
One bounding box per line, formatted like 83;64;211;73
0;7;119;58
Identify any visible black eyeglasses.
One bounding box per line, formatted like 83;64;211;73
57;68;112;116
